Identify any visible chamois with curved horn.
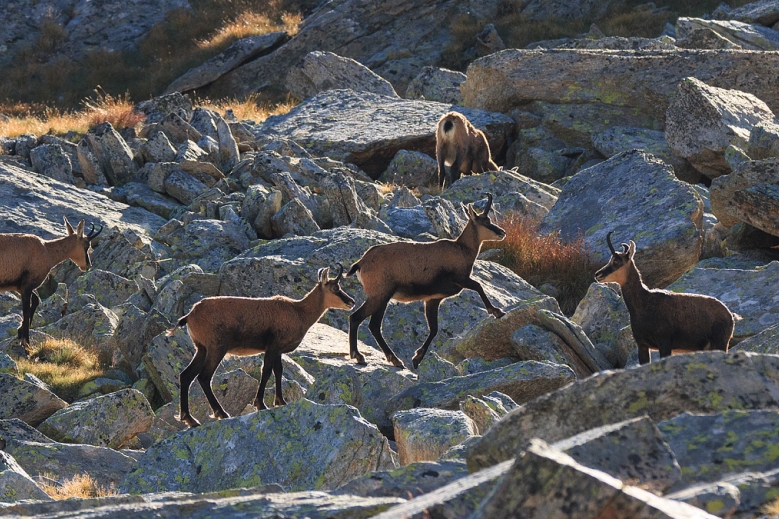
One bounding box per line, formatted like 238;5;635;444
0;217;102;345
168;265;354;428
346;194;506;370
594;231;735;364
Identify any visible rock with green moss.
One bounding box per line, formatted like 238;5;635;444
510;324;593;378
459;396;501;435
731;322;779;354
660;410;779;490
677;18;779;51
77;377;131;399
405;66;466;105
379;150;437;188
0;353;17;376
540;150;704;288
142;328;196;402
467;352;779;471
0;450;51;502
68;269;137;309
666;77;776;179
667;261;779;339
157;219;250;273
552;416;682;494
286;51;399;100
416;352;459;383
571;282;633;368
388;361;574;419
666;482;740;518
38;302;118;351
334;460;469;499
0;373;67;427
392;408;476;465
219;228;545;364
471;439;714;519
746;121;779;160
120;398;397;494
728;183;779;238
0;418;53;446
38;389;153;449
5;439;136;487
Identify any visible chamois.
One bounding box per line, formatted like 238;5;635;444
169;265;354;428
594;232;735;364
436;111;499;188
347;194;506;370
0;217;102;345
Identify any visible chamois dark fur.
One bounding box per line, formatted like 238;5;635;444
594;232;735;364
346;194;506;370
169;266;354;428
436;111;499;188
0;217;102;345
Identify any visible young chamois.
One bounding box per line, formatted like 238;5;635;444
594;232;735;364
347;193;506;370
0;217;102;345
169;265;354;428
436;111;499;188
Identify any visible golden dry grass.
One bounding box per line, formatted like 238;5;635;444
14;338;108;403
197;92;296;122
37;473;117;500
488;212;600;315
199;10;301;52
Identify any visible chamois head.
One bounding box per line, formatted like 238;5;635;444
318;264;354;310
63;217;103;272
466;193;506;243
594;231;636;286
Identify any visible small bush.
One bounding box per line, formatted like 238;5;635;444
37;473;117;500
488;212;599;315
14;338;108;402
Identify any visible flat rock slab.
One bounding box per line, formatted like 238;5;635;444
729;183;779;236
334;460;469;499
667;261;779;338
0;163;166;239
0;450;50;502
257;89;514;177
0;373;67;427
540;150;703;288
386;361;575;417
392;408;476;466
659;410;779;490
466;352;779;471
120;398;397;494
462;49;779;125
731;323;779;354
719;0;779;25
710;157;779;228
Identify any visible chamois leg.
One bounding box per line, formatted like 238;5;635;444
197;351;229;420
273;356;286;406
349;295;391;365
448;155;463;188
658;341;673;359
438;155;448;188
637;343;651;365
179;345;207;428
254;351;279;411
458;277;505;318
368;301;405;369
412;298;442;369
709;320;734;352
18;289;34;345
28;291;40;333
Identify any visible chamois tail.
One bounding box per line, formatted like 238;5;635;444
166;315;189;336
346;262;360;278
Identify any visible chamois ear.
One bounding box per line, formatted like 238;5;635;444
627;240;636;258
318;267;329;284
467;204;478;221
460;202;469;218
64;216;75;236
76;219;85;238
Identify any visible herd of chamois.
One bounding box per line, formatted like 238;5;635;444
0;112;737;428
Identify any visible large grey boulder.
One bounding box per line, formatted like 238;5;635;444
571;283;633;369
0;451;51;502
666;77;777;178
540;150;703;288
731;322;779;354
30;144;75;185
405;66;466;105
667;261;779;338
467;352;779;470
166;32;288;94
747;120;779;159
158;219;250;272
335;460;468;499
287;51;398;100
392;408;476;465
675;27;743;50
218;228;545;364
123;181;182;220
258;89;514;177
38;302;118;351
0;163;165;239
714;0;779;25
120;399;397;494
728;183;779;236
676;17;779;50
271;198;321;237
379;150;438;187
0;374;67;427
79;122;137;186
37;389;153;449
710;157;779;228
68;269;137;309
461;49;779;126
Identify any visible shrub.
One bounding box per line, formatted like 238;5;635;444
488;212;599;315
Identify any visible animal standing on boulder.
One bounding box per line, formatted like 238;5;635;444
436;111;499;188
594;232;735;364
347;193;506;370
169;265;354;428
0;217;102;345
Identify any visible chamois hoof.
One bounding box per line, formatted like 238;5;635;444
213;410;230;420
179;414;201;428
490;308;505;319
352;352;367;365
274;396;287;407
388;355;407;370
254;397;269;411
411;355;424;370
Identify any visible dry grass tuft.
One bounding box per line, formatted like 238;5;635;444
14;338;109;402
197;92;296;122
199;9;301;52
38;473;117;500
82;88;145;130
488;212;599;315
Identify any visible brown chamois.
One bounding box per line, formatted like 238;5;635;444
0;217;102;345
594;232;735;365
436;111;499;188
169;265;354;428
347;193;506;370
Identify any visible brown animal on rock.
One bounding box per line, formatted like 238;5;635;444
347;194;506;370
169;265;354;428
594;232;735;364
0;217;102;345
436;111;499;188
